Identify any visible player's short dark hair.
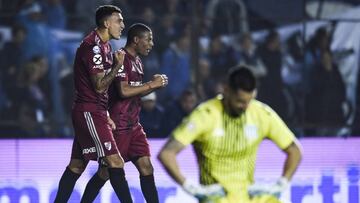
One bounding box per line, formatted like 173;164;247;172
95;5;122;28
227;65;256;92
126;23;151;45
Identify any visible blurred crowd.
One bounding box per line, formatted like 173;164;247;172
0;0;359;138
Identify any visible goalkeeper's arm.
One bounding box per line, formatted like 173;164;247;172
158;138;187;184
281;141;302;181
158;138;225;199
248;141;302;198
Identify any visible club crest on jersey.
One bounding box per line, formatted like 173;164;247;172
244;125;258;141
104;142;112;151
93;54;102;65
92;45;101;54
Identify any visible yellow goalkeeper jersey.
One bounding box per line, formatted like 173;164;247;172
172;95;295;203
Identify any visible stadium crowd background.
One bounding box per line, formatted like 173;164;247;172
0;0;360;138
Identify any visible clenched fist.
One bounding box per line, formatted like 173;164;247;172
113;49;126;66
151;74;168;88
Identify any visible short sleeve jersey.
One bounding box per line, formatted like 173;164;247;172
73;31;114;112
108;49;144;129
172;95;296;198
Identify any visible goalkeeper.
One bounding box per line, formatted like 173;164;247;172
158;66;302;203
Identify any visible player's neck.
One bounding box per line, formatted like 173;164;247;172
124;46;137;57
95;28;110;43
222;98;244;118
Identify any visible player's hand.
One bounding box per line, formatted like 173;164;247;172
107;116;116;130
114;49;126;67
150;74;168;88
182;179;226;200
248;177;289;198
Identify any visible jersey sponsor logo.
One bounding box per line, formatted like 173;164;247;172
93;54;102;65
82;147;96;154
118;65;124;73
92;64;104;70
129;81;142;86
244;124;258;141
92;45;101;54
104;142;111;150
115;65;125;77
116;72;126;77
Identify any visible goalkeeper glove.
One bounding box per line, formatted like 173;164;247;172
182;179;226;200
248;177;289;198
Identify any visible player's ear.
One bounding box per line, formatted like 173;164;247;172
104;20;110;29
253;89;258;98
134;36;140;44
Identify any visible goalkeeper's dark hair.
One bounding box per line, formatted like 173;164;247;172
126;23;151;46
227;65;256;92
95;5;122;28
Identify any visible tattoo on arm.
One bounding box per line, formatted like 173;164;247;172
91;64;122;93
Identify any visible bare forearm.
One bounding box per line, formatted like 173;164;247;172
120;74;167;97
121;74;167;97
282;142;302;180
95;64;122;93
158;139;187;185
140;82;156;96
158;150;186;185
120;82;155;98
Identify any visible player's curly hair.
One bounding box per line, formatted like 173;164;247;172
228;65;257;92
95;5;122;28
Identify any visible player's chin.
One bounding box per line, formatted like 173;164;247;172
230;109;244;117
144;49;152;55
141;50;150;56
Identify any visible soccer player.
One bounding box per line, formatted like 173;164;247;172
80;23;168;203
158;66;302;203
54;5;133;203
